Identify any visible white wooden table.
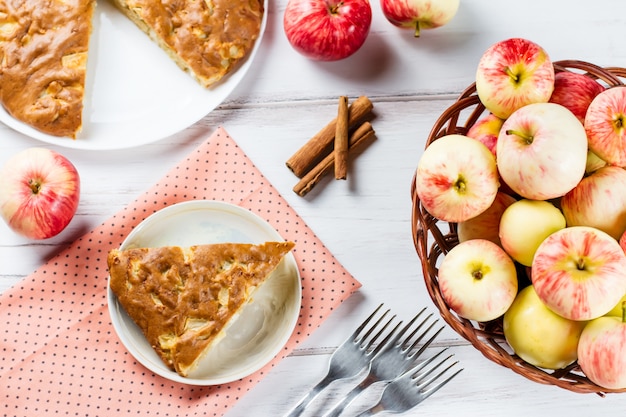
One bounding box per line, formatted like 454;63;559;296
2;0;626;415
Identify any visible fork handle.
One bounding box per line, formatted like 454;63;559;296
354;404;383;417
283;374;335;417
322;375;373;417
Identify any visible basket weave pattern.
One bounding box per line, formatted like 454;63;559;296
410;60;626;395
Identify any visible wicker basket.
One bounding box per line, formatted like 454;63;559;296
410;60;626;395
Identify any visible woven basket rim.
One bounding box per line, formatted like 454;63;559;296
411;59;626;396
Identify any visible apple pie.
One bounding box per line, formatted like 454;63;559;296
107;241;295;377
0;0;95;138
110;0;264;88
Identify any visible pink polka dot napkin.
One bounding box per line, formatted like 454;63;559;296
0;127;361;417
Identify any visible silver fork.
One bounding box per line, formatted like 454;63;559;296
322;309;444;417
283;304;399;417
355;350;463;417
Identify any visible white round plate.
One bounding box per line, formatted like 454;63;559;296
107;200;301;385
0;1;267;150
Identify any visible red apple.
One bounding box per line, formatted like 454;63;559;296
531;226;626;321
561;166;626;240
549;71;605;124
475;38;555;120
457;191;516;247
414;134;499;223
283;0;372;61
466;113;504;155
496;102;587;200
438;239;518;322
578;304;626;389
0;147;80;240
585;86;626;167
380;0;459;37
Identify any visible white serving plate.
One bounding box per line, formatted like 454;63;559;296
0;0;267;150
107;200;301;385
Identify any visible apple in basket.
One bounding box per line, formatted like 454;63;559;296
437;239;518;322
498;199;566;267
466;113;504;155
503;285;586;370
457;191;516;247
585;86;626;167
380;0;459;37
0;147;80;240
475;38;555;119
414;134;499;223
578;303;626;389
606;295;626;317
283;0;372;61
549;71;605;124
531;226;626;321
561;166;626;241
496;102;588;200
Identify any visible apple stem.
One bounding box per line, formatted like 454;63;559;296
505;129;534;144
453;176;467;193
28;179;42;195
504;67;519;83
414;21;421;37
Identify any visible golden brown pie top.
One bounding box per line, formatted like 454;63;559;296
112;0;264;88
0;0;94;138
107;241;295;377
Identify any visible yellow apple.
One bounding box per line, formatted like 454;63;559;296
503;285;586;370
498;199;566;266
605;295;626;317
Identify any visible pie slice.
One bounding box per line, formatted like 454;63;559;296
107;241;295;377
0;0;95;138
110;0;264;88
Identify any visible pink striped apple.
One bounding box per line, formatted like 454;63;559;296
561;166;626;240
415;134;499;223
438;238;518;322
475;38;555;120
496;102;587;200
578;305;626;389
585;86;626;167
531;226;626;321
466;113;503;155
380;0;459;37
0;148;80;240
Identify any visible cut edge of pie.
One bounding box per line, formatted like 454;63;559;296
110;0;265;88
0;0;96;138
107;241;295;377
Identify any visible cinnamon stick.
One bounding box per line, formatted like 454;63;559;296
286;96;373;178
334;96;349;180
294;122;375;197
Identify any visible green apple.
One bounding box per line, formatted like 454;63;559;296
498;199;566;266
503;285;586;370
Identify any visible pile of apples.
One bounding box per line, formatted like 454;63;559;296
414;37;626;390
